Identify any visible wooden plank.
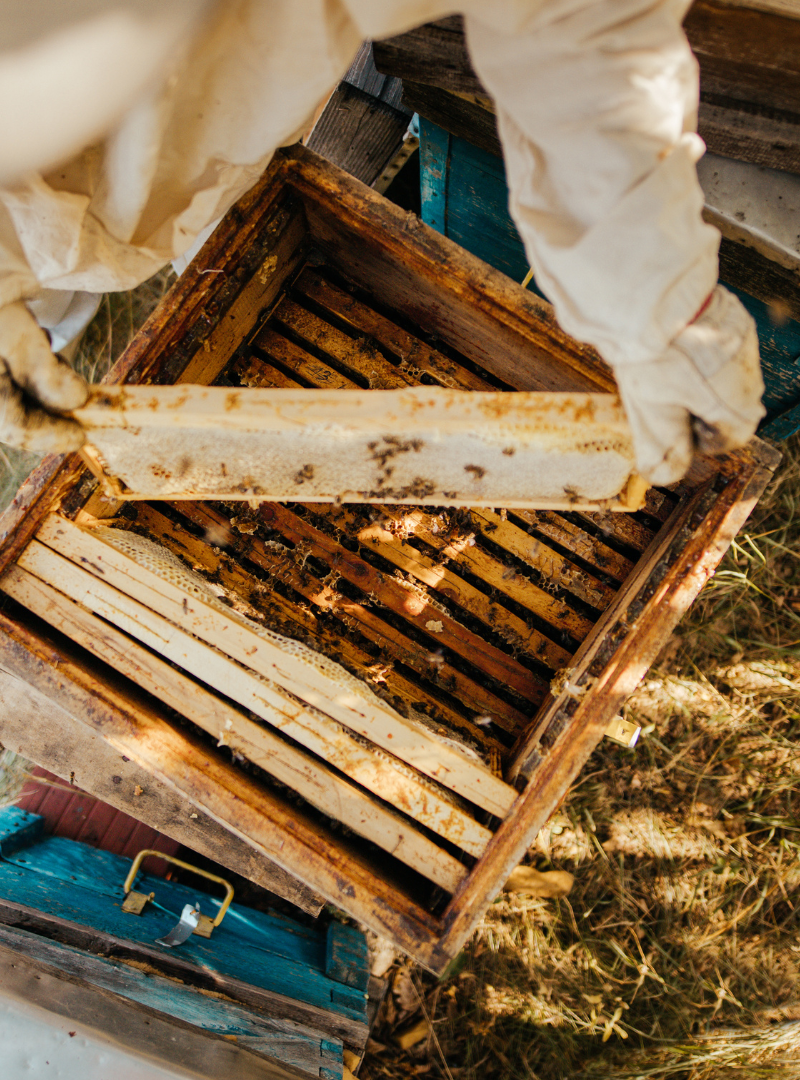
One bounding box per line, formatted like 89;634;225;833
511;510;634;584
0;935;316;1080
164;501;521;745
294;268;498;391
436;449;779;963
698;101;800;176
378;507;594;643
34;513;517;818
4;560;483;882
0;605;447;980
0;453;84;578
253;329;359;388
0;808;43;856
0;666;324;914
233;353;305;389
686;0;800;114
325;923;369;992
574;509;657;555
717;233;800;324
0;924;342;1079
372;17;481;97
272;296;413;388
405;80;502;159
342;41;408;110
419;111;449;235
324;503;571;673
306;81;410;187
259;502;550;707
171;197;309;388
468;508;617;611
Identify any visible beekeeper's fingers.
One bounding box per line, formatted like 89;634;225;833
0;358;86;453
0;301;88;413
614;287;765;486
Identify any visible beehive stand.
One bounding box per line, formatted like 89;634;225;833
0;146;780;973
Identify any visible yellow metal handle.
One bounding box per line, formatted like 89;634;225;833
124;849;234;929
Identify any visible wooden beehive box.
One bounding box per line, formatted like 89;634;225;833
0;145;780;973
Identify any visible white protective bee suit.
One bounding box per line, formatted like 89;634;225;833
0;0;765;484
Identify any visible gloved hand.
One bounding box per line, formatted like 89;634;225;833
614;286;766;486
0;302;88;453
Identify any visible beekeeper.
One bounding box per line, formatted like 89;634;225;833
0;0;764;485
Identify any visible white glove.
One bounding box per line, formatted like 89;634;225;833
0;302;88;453
614;286;766;486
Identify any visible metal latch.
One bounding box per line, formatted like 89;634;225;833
122;848;234;938
604;715;641;748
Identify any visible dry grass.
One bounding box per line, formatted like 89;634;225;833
364;437;800;1080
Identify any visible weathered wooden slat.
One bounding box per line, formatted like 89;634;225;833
34;514;518;818
306;81;410;188
403;80;502;160
177;200;309;387
511;510;634;584
378;507;594;642
233;353;305;389
343;41;408;111
372;17;480;97
321;503;570;672
259;502;548;707
468;509;617;611
168;501;524;743
3;560;478;888
0;934;315;1080
253;329;359;388
575;510;657;555
294;269;497;391
273;297;413;388
686;0;800;114
0;924;342;1079
717;233;800;325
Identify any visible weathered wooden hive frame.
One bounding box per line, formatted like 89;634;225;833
0;146;780;973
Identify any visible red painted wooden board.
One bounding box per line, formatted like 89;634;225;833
16;768;179;877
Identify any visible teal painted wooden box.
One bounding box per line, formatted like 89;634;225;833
0;806;371;1077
